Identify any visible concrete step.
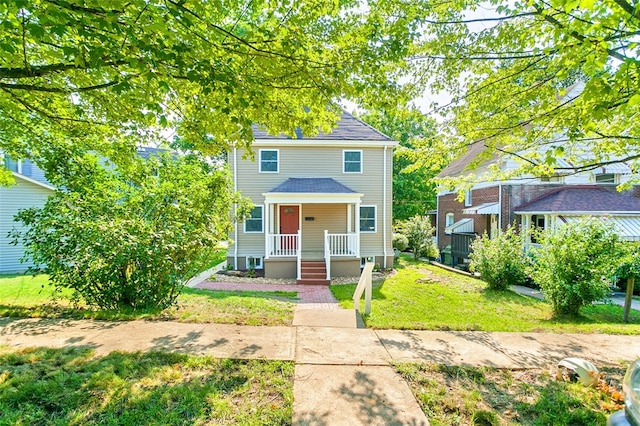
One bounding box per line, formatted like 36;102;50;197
296;278;331;285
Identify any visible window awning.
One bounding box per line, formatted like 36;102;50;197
462;203;500;215
560;215;640;241
445;218;474;235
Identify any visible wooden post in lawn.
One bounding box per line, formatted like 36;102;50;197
625;276;635;323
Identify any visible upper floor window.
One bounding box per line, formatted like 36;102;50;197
3;154;18;173
464;189;472;207
244;206;264;233
344;150;362;173
540;175;563;183
595;173;618;184
259;149;279;173
359;205;376;232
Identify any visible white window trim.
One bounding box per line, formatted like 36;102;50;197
464;189;472;207
343;150;363;174
445;213;455;228
359;205;377;233
244;206;264;233
259;149;279;173
246;256;264;270
360;256;374;267
595;173;619;184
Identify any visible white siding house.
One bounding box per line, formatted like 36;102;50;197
0;172;54;273
228;111;397;283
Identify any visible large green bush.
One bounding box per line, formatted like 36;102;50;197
395;216;437;260
469;225;528;291
528;217;621;316
12;154;249;310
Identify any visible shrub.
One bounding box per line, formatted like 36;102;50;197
12;154;249;310
395;216;437;260
392;233;409;252
528;217;621;316
469;224;528;291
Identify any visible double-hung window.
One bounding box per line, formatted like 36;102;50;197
359;206;376;232
245;206;263;233
260;149;279;173
343;150;362;173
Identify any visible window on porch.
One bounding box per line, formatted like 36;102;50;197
245;206;263;233
360;205;376;232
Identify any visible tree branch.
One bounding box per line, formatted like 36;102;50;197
0;60;127;79
532;3;628;62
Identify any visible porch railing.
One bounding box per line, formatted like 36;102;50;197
325;232;358;257
266;232;300;257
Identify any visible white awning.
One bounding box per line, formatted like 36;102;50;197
560;216;640;241
445;218;474;235
462;203;500;215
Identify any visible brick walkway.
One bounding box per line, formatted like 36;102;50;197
195;281;341;309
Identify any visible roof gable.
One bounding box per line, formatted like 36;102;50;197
252;111;392;142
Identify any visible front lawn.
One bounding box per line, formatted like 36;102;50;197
396;362;625;426
331;256;640;334
0;346;293;425
0;275;296;326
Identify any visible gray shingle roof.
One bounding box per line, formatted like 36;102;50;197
268;178;357;194
252;111;391;141
515;186;640;213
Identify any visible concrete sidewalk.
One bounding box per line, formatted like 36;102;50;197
2;314;640;425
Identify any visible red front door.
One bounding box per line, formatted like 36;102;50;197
280;205;299;250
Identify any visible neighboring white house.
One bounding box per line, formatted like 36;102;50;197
0;158;54;273
227;111;397;284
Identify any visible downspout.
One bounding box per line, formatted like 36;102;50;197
498;183;502;236
383;145;388;268
233;147;238;270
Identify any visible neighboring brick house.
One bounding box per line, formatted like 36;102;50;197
227;111;397;283
436;142;640;267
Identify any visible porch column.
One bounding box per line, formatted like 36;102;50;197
347;204;353;233
264;202;270;259
522;214;531;251
355;201;361;258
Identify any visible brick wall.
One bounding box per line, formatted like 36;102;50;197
437;186;499;249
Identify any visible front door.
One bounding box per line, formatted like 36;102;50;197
280;205;299;250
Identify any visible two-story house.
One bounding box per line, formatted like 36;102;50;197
227;111;396;284
436;142;640;267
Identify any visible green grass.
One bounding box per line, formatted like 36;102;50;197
0;275;296;326
331;256;640;334
202;247;228;272
396;362;625;426
0;346;293;425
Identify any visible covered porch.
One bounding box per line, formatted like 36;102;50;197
262;178;364;282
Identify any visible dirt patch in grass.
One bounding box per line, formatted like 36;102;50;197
396;362;626;426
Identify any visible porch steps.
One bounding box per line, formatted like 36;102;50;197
297;261;330;285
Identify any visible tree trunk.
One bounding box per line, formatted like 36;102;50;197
624;276;635;323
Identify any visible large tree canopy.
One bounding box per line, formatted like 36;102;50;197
359;107;442;221
415;0;640;187
0;0;425;183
